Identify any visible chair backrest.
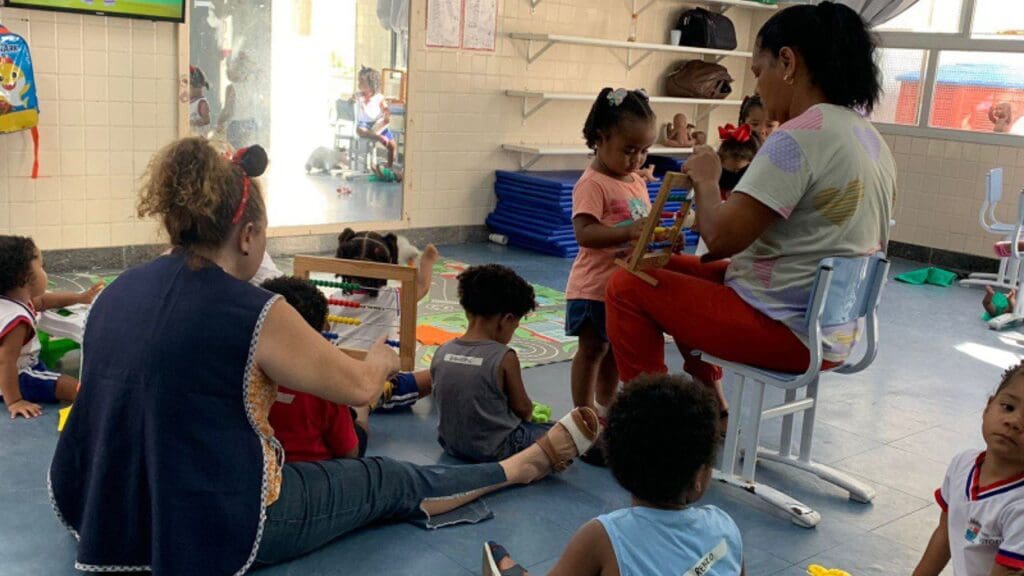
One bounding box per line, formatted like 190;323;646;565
988;168;1004;204
806;253;889;330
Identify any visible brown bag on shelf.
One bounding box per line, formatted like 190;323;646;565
664;60;734;99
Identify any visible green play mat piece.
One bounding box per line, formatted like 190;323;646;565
37;329;80;368
894;267;957;287
982;291;1011;321
368;168;399;183
532;402;552;424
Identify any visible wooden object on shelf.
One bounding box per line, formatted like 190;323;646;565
615;171;694;286
292;255;418;372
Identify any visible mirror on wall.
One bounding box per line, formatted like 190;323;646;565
188;0;409;227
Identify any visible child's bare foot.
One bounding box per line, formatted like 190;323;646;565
984;286;998;316
422;244;440;266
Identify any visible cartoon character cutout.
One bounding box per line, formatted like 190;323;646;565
0;56;30;110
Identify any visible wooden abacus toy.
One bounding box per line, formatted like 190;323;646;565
614;171;694;286
293;255;418;372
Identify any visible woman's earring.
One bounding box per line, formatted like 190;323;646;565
244;250;250;256
784;74;795;85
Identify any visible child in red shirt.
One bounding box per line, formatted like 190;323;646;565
261;276;365;461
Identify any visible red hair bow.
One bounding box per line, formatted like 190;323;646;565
718;123;752;144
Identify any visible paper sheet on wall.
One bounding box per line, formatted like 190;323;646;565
462;0;497;51
426;0;462;48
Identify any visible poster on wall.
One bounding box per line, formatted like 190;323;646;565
426;0;497;51
461;0;497;51
426;0;461;48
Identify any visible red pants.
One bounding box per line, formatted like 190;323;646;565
605;255;816;383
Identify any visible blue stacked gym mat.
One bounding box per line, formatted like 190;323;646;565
486;170;698;258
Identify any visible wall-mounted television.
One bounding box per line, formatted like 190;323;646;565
3;0;186;23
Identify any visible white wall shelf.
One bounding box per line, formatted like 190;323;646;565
509;33;753;69
503;143;692;170
506;90;743;120
528;0;778;15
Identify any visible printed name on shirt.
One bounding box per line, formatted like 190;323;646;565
685;539;729;576
443;353;484;367
276;392;295;404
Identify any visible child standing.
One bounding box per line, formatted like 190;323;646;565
329;229;437;411
216;51;261;149
262;275;365;461
485;374;744;576
354;66;397;169
433;265;598;463
566;88;657;427
188;65;211;136
0;236;102;419
914;362;1024;576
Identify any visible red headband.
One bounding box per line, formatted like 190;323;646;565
718;123;752;144
230;147;252;225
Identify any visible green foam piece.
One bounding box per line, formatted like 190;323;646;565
982;291;1011;321
37;330;80;368
532;401;552;424
894;267;957;287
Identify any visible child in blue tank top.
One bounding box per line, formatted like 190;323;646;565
483;374;744;576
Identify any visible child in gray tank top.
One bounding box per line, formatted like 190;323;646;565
432;265;552;462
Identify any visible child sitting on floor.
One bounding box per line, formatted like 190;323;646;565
262;275;365;460
330;228;437;412
0;236;102;419
432;264;554;462
914;361;1024;576
484;374;744;576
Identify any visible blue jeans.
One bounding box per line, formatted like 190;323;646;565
255;457;506;564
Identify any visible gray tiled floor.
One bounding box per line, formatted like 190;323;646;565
2;243;1009;575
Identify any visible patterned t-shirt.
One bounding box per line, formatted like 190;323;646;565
566;167;652;302
725;104;895;362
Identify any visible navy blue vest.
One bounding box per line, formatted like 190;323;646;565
50;252;277;575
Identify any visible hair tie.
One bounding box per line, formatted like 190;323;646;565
718;123;752;144
607;88;628;107
229;145;268;225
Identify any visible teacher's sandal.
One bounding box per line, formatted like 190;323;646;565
536;407;600;473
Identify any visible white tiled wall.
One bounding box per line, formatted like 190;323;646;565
0;6;176;250
885;133;1024;257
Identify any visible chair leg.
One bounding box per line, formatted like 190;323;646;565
756;377;877;504
741;379;766;482
778;388;797;458
719;372;744;476
712;374;821;528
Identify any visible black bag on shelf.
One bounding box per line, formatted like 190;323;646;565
664;60;734;99
675;8;737;51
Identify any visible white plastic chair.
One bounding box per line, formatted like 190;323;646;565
700;253;890;528
333;99;375;178
987;190;1024;330
962;168;1019;290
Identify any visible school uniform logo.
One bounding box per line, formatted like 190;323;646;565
965;518;982;542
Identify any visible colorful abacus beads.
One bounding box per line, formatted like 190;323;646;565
309;279;361;291
322;331;339;340
328;298;361;309
386;339;400;348
327;315;362;326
